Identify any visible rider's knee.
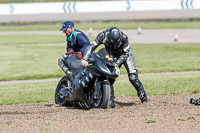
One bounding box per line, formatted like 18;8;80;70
128;71;138;81
128;72;142;88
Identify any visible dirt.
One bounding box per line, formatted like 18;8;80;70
0;93;200;133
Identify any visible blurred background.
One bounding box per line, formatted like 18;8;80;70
0;0;200;105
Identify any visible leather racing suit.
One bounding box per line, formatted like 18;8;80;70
82;29;148;103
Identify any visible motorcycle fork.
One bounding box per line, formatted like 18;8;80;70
94;78;109;99
94;81;101;99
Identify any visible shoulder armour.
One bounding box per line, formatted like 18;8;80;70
95;31;106;44
120;31;128;45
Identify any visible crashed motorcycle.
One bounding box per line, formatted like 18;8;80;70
55;48;120;109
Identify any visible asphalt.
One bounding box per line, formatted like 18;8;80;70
1;10;200;24
1;29;200;44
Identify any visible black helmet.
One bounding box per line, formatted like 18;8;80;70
107;27;122;49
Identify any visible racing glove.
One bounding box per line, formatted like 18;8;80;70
66;50;74;55
76;52;82;59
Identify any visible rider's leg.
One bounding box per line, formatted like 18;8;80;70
124;50;148;103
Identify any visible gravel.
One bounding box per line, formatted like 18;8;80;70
0;93;200;133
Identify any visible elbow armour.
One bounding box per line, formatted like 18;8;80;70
116;54;128;66
82;45;93;60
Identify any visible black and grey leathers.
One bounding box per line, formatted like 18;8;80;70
83;28;148;103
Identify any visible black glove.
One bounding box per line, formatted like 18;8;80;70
190;98;200;106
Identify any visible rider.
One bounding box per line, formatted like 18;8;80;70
58;21;91;97
60;21;91;59
81;27;148;103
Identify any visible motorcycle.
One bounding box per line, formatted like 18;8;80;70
55;48;120;109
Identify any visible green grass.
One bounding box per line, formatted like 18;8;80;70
0;24;61;31
1;21;200;31
0;34;95;45
0;73;199;105
0;34;64;45
115;74;200;96
0;43;199;81
77;21;200;30
145;118;156;123
0;81;56;105
128;43;200;73
0;45;65;81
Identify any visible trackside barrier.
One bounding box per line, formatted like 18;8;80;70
0;0;200;15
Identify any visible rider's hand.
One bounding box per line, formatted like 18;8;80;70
65;50;74;55
82;60;89;67
76;52;82;59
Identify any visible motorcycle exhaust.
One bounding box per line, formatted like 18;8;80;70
58;59;70;74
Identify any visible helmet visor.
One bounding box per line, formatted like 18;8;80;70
113;39;121;49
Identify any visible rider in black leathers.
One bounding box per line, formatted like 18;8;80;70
81;27;148;103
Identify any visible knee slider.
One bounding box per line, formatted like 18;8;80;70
129;73;137;80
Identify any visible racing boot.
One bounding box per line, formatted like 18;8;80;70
138;91;148;103
190;98;200;106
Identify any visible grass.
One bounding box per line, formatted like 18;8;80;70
129;43;200;73
0;73;199;105
0;43;199;81
0;45;65;81
1;21;200;31
145;118;156;123
0;81;56;105
0;24;61;31
0;34;95;45
0;34;64;45
114;73;200;96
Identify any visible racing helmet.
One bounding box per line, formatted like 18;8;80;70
107;27;122;49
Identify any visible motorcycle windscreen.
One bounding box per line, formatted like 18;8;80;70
96;48;112;59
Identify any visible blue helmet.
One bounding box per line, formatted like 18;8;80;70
60;21;74;31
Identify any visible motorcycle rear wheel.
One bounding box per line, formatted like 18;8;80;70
55;76;71;106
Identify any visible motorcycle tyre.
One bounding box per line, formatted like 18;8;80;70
100;83;111;109
55;76;71;106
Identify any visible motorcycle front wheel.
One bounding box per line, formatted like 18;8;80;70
93;83;111;109
55;76;71;106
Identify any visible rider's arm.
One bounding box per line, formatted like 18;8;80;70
77;34;91;54
66;41;74;52
82;31;106;61
116;32;130;66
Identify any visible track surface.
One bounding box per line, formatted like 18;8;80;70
1;29;200;44
0;94;200;133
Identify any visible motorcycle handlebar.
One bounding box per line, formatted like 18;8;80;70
88;58;95;64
